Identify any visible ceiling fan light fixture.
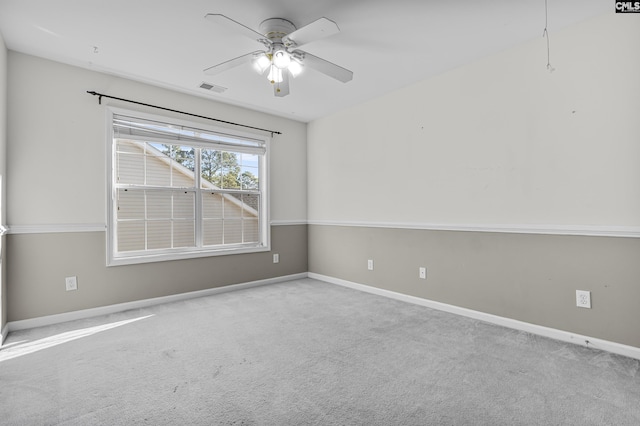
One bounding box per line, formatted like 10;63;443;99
267;65;283;83
287;59;303;78
273;49;291;69
253;53;271;74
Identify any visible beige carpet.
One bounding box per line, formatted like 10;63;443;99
1;278;639;425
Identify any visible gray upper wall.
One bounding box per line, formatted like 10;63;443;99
307;13;640;231
6;52;307;228
0;31;6;226
0;31;7;334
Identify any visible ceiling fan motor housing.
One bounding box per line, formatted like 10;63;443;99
259;18;297;41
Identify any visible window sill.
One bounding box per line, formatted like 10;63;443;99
107;244;271;266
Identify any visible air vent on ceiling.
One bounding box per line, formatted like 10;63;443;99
199;82;227;93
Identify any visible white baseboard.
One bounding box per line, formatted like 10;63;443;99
6;273;308;334
309;272;640;361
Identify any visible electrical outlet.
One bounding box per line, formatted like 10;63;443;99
576;290;591;309
65;276;78;291
367;259;374;271
273;253;279;263
419;267;427;279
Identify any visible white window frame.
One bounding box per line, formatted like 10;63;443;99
106;107;270;266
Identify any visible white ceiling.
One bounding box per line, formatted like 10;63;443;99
0;0;608;122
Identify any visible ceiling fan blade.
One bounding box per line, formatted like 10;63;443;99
205;14;270;45
282;17;340;49
204;51;262;75
301;52;353;83
274;71;290;97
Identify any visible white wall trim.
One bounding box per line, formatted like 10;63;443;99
10;221;638;238
5;273;307;334
308;220;640;239
8;223;106;234
309;272;640;361
8;222;307;235
270;220;308;226
0;323;8;346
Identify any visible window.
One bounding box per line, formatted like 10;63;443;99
107;109;269;265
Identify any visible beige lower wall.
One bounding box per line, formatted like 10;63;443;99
308;225;640;349
8;223;639;349
7;225;307;322
1;234;6;331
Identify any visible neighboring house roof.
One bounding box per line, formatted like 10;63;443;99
118;139;258;218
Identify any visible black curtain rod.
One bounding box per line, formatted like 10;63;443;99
86;91;282;136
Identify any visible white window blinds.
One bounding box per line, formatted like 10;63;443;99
113;115;266;155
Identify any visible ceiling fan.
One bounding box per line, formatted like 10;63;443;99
203;14;353;97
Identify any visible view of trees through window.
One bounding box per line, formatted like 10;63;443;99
157;144;259;191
